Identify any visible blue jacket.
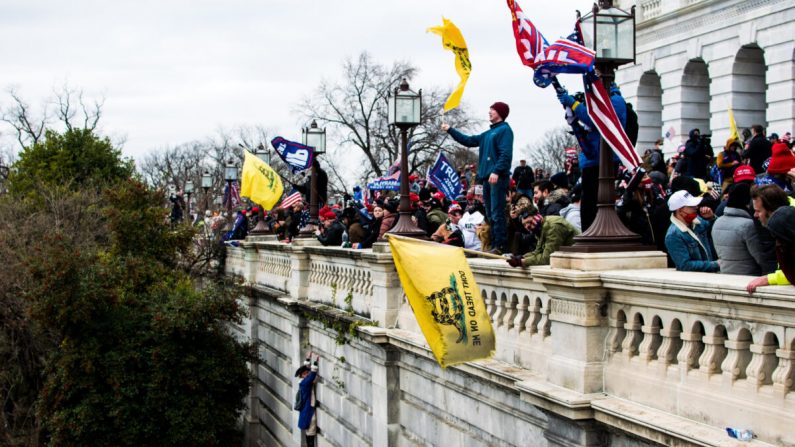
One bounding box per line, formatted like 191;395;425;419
448;121;513;181
297;371;317;429
664;216;720;272
565;90;627;169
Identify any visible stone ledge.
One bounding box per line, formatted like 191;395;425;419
592;397;778;447
550;251;668;271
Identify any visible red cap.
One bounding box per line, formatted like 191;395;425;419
509;179;517;190
409;174;418;182
409;192;420;202
733;165;756;182
432;191;445;200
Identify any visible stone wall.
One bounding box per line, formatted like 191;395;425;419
228;240;794;446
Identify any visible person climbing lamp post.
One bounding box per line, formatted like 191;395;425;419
224;158;238;232
566;0;644;252
250;143;273;235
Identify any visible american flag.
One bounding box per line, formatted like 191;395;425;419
279;189;303;209
583;74;642;170
223;180;241;208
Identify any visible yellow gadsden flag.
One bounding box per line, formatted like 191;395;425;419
240;149;283;210
387;234;494;368
427;17;472;112
728;107;740;143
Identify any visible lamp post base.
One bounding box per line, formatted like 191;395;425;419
385;212;427;240
560;205;651;253
296;221;318;240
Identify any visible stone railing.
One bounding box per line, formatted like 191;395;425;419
227;240;794;446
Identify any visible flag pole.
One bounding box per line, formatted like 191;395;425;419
384;234;507;260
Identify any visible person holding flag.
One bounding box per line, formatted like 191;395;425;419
239;149;284;215
442;102;513;254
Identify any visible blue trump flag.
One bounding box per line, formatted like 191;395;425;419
271;137;314;174
427;152;461;199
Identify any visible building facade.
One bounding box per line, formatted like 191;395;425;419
615;0;795;154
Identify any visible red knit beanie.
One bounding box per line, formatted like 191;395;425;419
490;102;510;120
767;142;795;174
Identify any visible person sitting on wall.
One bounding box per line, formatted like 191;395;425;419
506;205;580;268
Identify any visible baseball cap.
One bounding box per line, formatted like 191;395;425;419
668;190;703;211
733;165;756;183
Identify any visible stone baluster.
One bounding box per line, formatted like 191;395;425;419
510;299;529;336
657;326;682;367
525;300;541;335
637;323;661;363
606;318;626;354
537;304;551;338
502;298;517;331
622;321;642;359
772;349;795;394
485;292;497;322
745;342;778;388
699;334;727;376
721;338;752;382
493;296;507;329
677;332;704;372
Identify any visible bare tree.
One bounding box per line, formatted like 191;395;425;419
1;86;105;151
525;126;578;176
298;52;476;191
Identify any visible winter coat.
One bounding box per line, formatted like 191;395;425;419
543;189;571;217
559;203;581;232
712;207;771;275
448;121;513;181
512;165;535;189
378;212;396;240
347;221;368;245
664;215;719;272
685;130;708;180
426;208;447;232
569;93;627;169
743;134;772;175
317;220;345;246
521;216;580;266
297;371;317;430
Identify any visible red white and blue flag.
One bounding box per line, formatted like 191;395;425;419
279;189;303;209
507;0;594;88
224;180;242;208
583;74;642;169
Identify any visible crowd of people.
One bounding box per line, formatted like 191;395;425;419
193;98;794;294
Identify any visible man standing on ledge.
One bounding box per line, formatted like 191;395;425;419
442;102;513;254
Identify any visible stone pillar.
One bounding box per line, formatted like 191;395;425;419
367;256;403;329
365;330;400;447
531;268;608;394
287;245;313;300
698;333;727;376
241;240;259;284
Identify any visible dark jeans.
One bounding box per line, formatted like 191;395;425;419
483;175;509;251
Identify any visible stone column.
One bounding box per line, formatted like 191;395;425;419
367;254;403;329
360;327;400;447
287;245;312;300
531;268;607;394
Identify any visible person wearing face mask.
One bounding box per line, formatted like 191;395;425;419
664;190;719;272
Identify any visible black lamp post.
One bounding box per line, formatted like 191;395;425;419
184;179;194;220
250;143;273;235
385;78;427;239
224;158;239;231
297;120;326;238
201;169;212;212
565;0;644;252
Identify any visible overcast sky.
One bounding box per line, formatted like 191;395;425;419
0;0;598;164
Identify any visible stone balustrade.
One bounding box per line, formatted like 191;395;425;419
227;240;794;446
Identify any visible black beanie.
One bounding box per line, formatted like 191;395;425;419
726;182;751;210
767;206;795;244
670;175;700;197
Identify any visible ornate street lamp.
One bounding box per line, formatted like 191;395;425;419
565;0;644;252
297;120;326;238
250;143;273;234
224;158;239;231
201;168;212;211
385;78;426;239
184;179;194;219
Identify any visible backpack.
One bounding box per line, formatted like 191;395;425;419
294;389;305;411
